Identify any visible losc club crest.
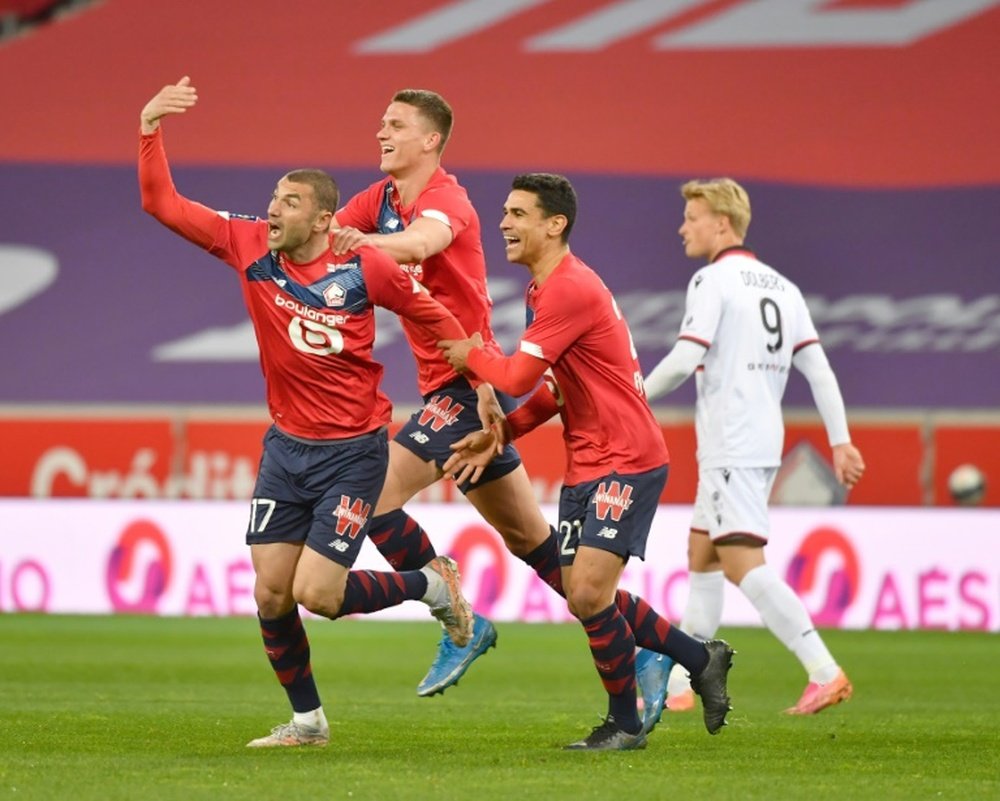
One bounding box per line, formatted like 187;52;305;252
323;282;346;307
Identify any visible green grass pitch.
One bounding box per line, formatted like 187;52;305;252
1;614;997;801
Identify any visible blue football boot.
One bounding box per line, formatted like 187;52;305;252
635;648;674;735
417;613;498;697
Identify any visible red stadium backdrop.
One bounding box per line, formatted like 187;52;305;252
1;0;998;185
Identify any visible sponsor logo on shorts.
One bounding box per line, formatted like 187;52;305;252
409;430;430;445
593;481;634;523
596;526;618;540
417;395;465;432
332;495;371;539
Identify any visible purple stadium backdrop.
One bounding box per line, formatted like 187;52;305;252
1;164;996;409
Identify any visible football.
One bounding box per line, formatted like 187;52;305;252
947;463;986;506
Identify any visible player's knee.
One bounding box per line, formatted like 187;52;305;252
293;579;344;619
565;583;604;620
254;580;294;619
496;525;542;556
489;511;550;557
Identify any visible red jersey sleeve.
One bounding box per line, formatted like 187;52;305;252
139;129;228;251
139;128;265;269
412;184;472;257
359;246;467;343
466;348;548;397
519;277;593;365
506;377;561;438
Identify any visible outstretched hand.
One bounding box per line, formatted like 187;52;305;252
442;427;503;486
141;76;198;134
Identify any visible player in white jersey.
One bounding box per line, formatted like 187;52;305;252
643;178;865;715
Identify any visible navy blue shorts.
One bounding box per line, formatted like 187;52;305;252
394;377;522;493
556;465;669;566
246;425;389;568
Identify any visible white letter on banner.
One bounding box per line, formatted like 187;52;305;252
654;0;1000;48
355;0;549;54
526;0;707;51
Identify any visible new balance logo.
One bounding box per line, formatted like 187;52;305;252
417;395;465;432
593;481;634;522
596;526;618;540
332;495;371;539
326;539;350;553
409;430;430;445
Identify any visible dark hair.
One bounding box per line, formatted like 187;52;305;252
392;88;454;151
283;169;340;212
511;173;577;242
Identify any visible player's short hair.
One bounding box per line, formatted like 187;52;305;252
392;89;454;152
283;169;340;213
511;173;577;242
681;178;751;239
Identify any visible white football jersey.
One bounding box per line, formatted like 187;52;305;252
678;248;819;468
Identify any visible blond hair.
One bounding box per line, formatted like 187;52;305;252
681;178;751;239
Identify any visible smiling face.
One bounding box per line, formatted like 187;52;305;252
266;178;327;256
376;101;439;177
500;189;564;268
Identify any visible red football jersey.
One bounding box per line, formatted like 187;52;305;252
475;253;668;485
139;130;465;439
336;170;502;396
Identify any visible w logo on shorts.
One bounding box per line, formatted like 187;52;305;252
417;395;465;432
333;495;371;539
593;481;634;522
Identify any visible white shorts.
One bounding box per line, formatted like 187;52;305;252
690;466;778;544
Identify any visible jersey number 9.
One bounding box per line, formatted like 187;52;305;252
759;297;783;353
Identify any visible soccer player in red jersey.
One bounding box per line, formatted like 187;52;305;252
138;77;476;748
439;174;735;750
330;90;559;696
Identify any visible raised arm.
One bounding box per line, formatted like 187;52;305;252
138;76;226;251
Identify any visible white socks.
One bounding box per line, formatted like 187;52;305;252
682;570;726;640
667;570;726;695
739;564;839;684
669;564;842;691
293;706;328;732
419;562;447;608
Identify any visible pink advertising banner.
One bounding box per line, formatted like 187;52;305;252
1;500;996;631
